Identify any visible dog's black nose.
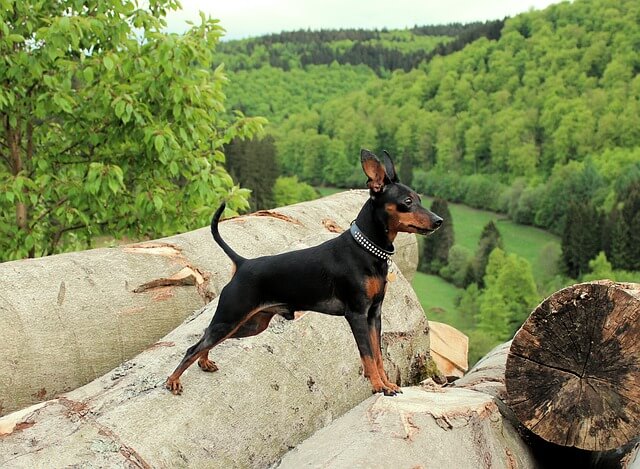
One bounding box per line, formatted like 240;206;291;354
432;217;443;229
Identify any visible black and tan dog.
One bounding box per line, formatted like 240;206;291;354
166;149;442;396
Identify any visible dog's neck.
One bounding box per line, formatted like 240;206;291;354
354;198;395;254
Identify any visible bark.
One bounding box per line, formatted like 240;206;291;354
0;251;429;468
276;385;538;469
453;295;640;469
0;190;418;417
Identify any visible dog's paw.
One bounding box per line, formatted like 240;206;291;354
385;382;402;394
198;358;219;372
165;378;183;395
371;382;399;397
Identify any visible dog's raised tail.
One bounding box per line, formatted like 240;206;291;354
211;202;246;266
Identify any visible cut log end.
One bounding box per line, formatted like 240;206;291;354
505;281;640;452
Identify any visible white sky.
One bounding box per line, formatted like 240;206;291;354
165;0;564;40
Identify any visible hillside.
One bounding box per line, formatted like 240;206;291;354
216;22;503;74
221;0;640;239
215;0;639;364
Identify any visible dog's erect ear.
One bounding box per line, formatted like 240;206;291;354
382;150;399;183
361;149;387;193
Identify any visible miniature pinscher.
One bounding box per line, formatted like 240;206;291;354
166;149;442;396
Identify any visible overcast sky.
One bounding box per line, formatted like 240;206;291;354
164;0;563;40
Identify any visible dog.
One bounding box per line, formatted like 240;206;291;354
166;149;442;396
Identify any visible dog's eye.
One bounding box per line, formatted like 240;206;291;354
404;197;412;206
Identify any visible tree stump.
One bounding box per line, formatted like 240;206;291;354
505;281;640;451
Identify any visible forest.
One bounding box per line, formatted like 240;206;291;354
1;0;638;361
218;0;640;360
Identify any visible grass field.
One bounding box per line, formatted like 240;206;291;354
432;198;560;276
411;272;469;330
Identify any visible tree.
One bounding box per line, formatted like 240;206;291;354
561;201;602;278
608;182;640;271
475;248;538;341
420;198;453;274
225;135;278;210
398;152;414;187
471;221;503;286
272;176;317;207
0;1;265;261
439;244;471;287
582;251;614;282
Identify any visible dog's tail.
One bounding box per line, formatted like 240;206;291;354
211;202;246;267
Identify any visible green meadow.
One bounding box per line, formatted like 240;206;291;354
412;199;560;329
433;198;560;276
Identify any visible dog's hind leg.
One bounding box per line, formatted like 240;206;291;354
165;321;235;395
196;308;281;374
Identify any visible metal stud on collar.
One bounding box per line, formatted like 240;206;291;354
349;223;395;262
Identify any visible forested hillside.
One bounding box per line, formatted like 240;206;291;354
218;0;639;361
222;0;639;263
216;22;503;74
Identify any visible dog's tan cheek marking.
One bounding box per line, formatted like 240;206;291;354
384;203;401;241
405;210;432;230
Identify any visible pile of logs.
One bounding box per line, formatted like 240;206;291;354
0;187;637;467
278;280;639;469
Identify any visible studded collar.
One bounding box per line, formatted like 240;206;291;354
349;222;395;262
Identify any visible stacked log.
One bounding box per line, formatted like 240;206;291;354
0;192;429;468
277;281;640;468
506;281;640;453
0;190;418;416
457;281;640;467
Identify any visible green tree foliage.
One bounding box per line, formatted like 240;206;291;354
476;248;538;341
215;22;503;75
534;161;605;235
225;136;278;210
561;201;603;278
398;152;414;187
420;198;453;274
582;251;614;282
272;176;318;207
0;0;265;261
220;0;640;249
608;182;640;270
439;245;471;287
471;221;503;286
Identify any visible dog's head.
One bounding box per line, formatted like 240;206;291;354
361;149;443;238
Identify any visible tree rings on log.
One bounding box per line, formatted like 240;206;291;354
505;281;640;451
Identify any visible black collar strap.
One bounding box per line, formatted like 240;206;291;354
350;222;395;262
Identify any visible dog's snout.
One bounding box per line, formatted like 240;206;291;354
432;216;443;229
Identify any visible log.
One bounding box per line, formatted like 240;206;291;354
505;281;640;452
0;190;419;417
275;385;538;469
0;239;429;468
429;321;469;379
454;341;640;468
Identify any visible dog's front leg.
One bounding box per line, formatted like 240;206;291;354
368;304;402;394
345;309;398;396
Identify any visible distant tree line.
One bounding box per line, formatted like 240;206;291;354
217;20;504;74
219;0;640;285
